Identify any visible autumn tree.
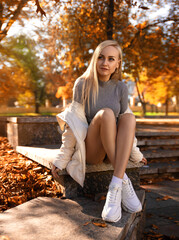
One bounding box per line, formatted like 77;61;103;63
2;0;178;115
37;0;178;116
0;0;60;42
1;35;46;113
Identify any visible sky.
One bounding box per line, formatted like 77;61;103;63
7;2;171;40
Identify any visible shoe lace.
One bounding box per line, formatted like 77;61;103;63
108;186;121;204
124;180;135;197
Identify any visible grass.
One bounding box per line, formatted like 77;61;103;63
0;112;57;117
133;112;179;117
0;112;178;117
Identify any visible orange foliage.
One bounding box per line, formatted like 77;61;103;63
56;82;73;100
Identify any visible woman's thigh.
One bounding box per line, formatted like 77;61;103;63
85;112;106;165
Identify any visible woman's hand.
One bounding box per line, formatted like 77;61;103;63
141;157;147;165
51;163;61;181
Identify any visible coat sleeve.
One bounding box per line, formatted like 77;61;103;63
53;124;76;170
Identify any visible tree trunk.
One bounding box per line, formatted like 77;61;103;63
142;102;146;116
165;97;169;116
134;76;146;117
107;0;114;39
34;91;40;113
35;102;40;113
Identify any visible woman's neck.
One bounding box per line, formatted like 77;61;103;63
98;76;110;82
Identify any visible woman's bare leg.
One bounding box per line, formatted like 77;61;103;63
113;113;136;178
85;108;116;166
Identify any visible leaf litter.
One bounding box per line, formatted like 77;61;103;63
0;137;62;212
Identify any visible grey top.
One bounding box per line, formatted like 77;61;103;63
73;78;128;124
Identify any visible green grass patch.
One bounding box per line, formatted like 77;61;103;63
133;112;179;117
0;112;57;117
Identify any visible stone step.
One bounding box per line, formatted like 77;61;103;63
16;145;143;171
140;161;179;176
16;145;143;198
136;118;179;125
136;131;179;138
0;190;145;240
138;139;179;147
142;149;179;159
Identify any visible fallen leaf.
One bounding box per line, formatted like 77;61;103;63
92;219;107;228
156;195;172;201
98;195;106;201
152;224;159;229
83;221;90;226
162;195;172;200
0;137;62;212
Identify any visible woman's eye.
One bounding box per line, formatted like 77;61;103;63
98;56;103;59
109;57;114;61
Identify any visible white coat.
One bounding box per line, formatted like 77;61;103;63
53;101;143;187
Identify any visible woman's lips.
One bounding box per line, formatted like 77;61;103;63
100;67;109;70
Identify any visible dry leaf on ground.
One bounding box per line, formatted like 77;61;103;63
152;224;159;229
0;137;62;212
156;195;172;201
91;218;107;228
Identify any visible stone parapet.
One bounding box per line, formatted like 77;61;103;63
6;116;61;147
0;116;8;137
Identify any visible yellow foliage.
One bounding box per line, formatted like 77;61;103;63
56;82;73;100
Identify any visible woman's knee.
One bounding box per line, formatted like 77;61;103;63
119;113;136;129
98;108;116;123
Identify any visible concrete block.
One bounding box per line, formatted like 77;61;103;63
0;190;145;240
16;145;143;198
7;117;61;147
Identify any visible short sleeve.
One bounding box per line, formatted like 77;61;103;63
73;78;84;104
120;83;128;114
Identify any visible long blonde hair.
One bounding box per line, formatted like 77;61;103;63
77;40;122;110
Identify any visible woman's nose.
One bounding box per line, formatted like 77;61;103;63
102;58;108;65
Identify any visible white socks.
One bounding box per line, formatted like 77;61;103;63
111;173;129;187
123;173;128;180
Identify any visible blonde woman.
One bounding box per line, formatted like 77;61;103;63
52;40;147;223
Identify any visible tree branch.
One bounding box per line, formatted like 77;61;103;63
123;17;179;51
0;0;29;42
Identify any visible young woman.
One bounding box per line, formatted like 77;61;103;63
52;40;147;223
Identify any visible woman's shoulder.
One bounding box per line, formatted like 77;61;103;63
75;77;85;85
73;78;86;97
113;80;128;90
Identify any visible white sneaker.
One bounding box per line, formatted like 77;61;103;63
101;183;122;222
122;179;142;213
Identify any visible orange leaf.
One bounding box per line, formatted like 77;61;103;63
98;195;106;201
152;224;159;229
91;219;107;228
83;221;90;226
162;195;172;200
156;195;172;201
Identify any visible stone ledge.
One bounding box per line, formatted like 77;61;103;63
16;145;143;173
136;131;179;137
0;190;145;240
138;139;179;147
16;145;142;198
142;149;179;159
140;161;179;175
7;116;57;123
136;118;179;125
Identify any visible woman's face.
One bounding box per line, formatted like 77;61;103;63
96;46;120;82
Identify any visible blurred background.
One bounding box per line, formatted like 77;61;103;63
0;0;178;117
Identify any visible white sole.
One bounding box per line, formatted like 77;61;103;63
101;209;122;223
122;203;142;213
